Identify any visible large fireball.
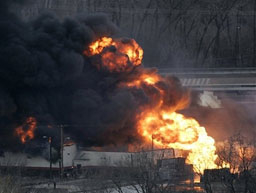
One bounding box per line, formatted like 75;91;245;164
84;37;143;72
137;110;217;173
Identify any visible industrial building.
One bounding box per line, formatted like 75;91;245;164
0;143;194;182
0;144;170;169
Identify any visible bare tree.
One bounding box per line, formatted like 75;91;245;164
216;133;256;193
106;148;195;193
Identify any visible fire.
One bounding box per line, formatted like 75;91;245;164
137;110;218;173
115;39;143;66
124;72;161;87
85;37;220;173
15;117;37;144
122;70;218;173
122;69;217;173
84;37;143;72
85;37;113;56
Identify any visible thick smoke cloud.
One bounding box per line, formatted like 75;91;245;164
0;0;188;154
0;1;122;151
0;0;193;158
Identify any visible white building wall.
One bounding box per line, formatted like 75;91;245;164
74;148;175;168
63;144;77;167
74;151;132;167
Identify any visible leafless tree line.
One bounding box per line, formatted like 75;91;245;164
14;0;256;67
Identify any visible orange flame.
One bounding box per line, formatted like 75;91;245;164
124;70;218;173
85;37;113;56
15;117;37;144
123;72;161;88
120;68;190;112
137;110;218;173
84;37;143;72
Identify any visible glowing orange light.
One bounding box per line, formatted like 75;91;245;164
85;37;114;56
124;73;161;88
137;110;218;173
15;117;37;144
84;37;143;72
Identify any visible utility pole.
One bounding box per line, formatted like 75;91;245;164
151;134;154;164
49;136;52;180
150;134;155;181
43;135;53;180
60;124;64;179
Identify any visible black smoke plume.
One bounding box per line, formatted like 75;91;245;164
0;0;119;151
0;1;188;154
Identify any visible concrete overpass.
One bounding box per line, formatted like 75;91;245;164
158;68;256;108
158;68;256;91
